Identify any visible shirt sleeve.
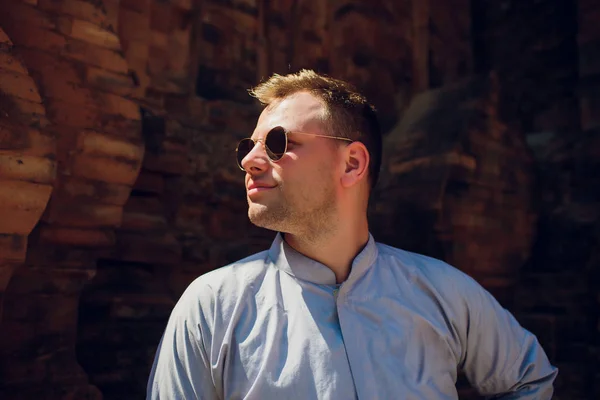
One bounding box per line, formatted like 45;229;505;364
146;281;219;400
459;276;558;399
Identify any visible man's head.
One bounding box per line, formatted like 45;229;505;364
239;69;382;237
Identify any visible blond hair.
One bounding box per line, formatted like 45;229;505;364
249;69;382;188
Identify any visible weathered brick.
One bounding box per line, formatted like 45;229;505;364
171;0;193;11
167;29;190;72
61;177;131;206
77;131;143;162
388;152;476;175
85;66;135;97
71;153;141;185
99;116;143;140
204;2;255;33
130;77;150;100
149;75;185;94
169;6;194;32
5;1;57;30
150;0;172;33
0;52;29;76
35;74;97;107
123;196;164;215
119;9;150;43
0;69;43;103
39;226;115;247
1;24;67;55
38;0;110;29
45;100;100;129
4;98;49;128
0;263;17;295
0;154;56;184
0;235;27;264
57;17;121;50
0;28;11;45
0;122;27;150
114;232;182;264
120;0;152;14
148;46;168;75
17;48;83;84
61;38;128;74
97;92;141;120
142;150;191;175
0;96;45;128
132;170;164;194
100;0;119;31
123;39;149;67
0;179;52;235
151;31;169;49
50;202;124;228
121;204;168;231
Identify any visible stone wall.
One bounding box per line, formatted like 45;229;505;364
0;0;597;399
579;1;600;394
0;0;143;397
468;1;599;398
0;29;55;396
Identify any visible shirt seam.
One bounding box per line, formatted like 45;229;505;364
471;290;528;394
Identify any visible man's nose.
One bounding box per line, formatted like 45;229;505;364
241;141;269;172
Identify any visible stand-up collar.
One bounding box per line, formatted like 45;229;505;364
267;232;378;286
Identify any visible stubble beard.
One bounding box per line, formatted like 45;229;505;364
248;183;337;241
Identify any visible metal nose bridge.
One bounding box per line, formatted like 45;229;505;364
241;137;272;170
246;137;269;156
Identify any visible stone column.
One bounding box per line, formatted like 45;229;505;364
0;26;54;331
0;24;59;399
0;0;144;397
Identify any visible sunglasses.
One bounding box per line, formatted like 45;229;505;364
235;126;353;170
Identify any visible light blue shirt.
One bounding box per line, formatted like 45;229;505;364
147;233;557;399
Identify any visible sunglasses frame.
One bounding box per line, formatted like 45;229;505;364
236;126;353;170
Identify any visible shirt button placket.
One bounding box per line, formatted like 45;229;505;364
335;289;360;399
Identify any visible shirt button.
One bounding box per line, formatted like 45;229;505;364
333;289;339;299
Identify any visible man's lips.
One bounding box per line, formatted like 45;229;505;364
247;182;276;194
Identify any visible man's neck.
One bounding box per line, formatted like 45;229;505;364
283;217;370;284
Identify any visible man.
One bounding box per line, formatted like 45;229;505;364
147;70;557;399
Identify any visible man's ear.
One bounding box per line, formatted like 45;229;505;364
341;142;369;188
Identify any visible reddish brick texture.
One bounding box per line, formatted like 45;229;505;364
0;0;142;397
0;25;54;323
0;0;598;399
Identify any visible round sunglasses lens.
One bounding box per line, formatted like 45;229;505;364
236;138;254;168
265;127;287;160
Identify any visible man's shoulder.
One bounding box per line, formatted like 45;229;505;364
190;249;271;294
376;242;456;274
375;241;482;295
168;249;273;335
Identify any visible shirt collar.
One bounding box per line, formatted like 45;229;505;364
267;232;378;286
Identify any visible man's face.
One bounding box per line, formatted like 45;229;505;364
240;92;341;236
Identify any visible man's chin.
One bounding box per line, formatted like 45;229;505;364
248;205;285;231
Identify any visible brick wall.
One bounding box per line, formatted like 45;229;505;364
575;0;600;396
0;24;54;338
0;0;142;397
470;0;599;398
